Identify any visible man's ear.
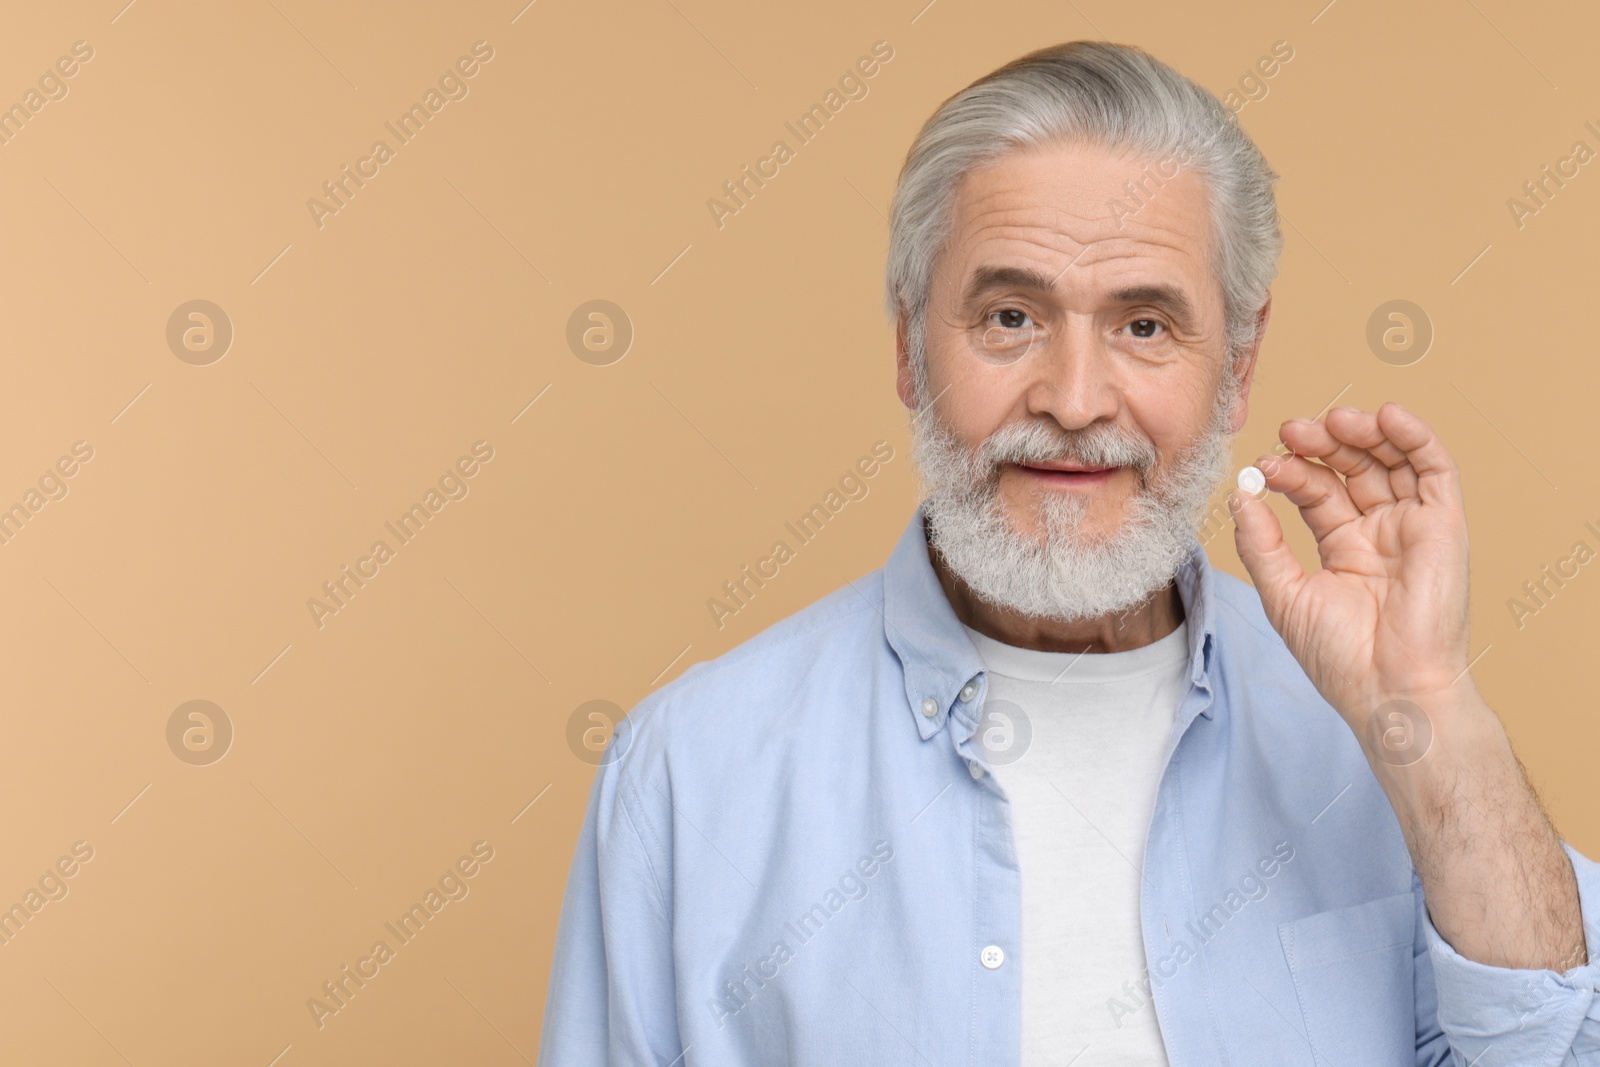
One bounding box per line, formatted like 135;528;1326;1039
1226;294;1272;434
895;314;919;411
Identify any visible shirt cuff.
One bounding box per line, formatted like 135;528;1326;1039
1422;843;1600;1063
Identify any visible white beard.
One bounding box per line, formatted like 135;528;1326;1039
911;385;1237;624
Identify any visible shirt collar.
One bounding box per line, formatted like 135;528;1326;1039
882;502;1220;740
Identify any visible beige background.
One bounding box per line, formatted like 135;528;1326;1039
1;0;1596;1062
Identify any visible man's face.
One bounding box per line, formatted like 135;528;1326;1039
903;137;1247;544
900;138;1262;622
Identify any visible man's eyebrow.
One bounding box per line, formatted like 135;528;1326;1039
960;265;1059;306
1109;284;1197;324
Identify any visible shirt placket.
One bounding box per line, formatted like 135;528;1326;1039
1140;667;1218;1067
947;674;1023;1065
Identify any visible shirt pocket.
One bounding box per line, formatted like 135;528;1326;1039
1277;891;1417;1064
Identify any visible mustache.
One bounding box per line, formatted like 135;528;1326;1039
974;419;1160;480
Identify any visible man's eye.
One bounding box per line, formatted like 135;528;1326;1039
1126;318;1164;338
990;308;1032;330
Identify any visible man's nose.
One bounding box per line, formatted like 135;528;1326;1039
1022;319;1120;431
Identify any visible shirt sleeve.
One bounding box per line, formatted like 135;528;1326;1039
1417;842;1600;1065
537;722;684;1067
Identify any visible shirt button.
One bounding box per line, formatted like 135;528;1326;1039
921;697;939;718
968;760;985;780
959;682;978;702
980;945;1005;969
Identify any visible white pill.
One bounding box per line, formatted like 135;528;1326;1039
1237;465;1266;495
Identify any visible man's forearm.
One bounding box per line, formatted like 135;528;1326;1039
1368;688;1587;971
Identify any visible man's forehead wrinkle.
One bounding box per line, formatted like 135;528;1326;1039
954;203;1208;267
962;231;1082;272
956;197;1103;247
954;233;1206;293
1079;233;1203;271
953;199;1094;244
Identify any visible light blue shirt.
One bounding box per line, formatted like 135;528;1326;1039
540;504;1600;1065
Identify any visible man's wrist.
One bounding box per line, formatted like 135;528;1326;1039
1356;685;1512;820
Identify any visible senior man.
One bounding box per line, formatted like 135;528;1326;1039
539;41;1600;1065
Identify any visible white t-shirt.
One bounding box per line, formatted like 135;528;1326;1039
963;620;1190;1066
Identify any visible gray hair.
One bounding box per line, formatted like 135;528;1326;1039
885;41;1282;403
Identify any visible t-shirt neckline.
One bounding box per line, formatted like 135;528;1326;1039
961;619;1191;684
